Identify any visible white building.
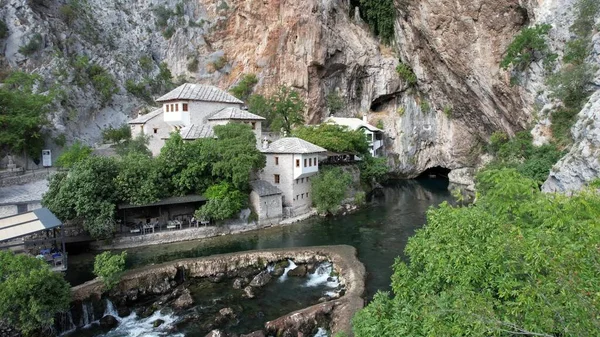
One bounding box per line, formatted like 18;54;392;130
325;116;384;157
258;137;327;216
128;83;265;155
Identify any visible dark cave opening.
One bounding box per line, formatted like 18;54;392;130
417;166;451;180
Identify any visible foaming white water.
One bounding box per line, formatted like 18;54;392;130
313;327;329;337
99;310;183;337
104;299;121;322
305;262;338;288
278;259;297;282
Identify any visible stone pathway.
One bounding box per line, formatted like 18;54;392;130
0;179;48;204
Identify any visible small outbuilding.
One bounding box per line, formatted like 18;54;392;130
250;180;283;227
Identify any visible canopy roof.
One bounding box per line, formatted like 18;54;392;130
0;208;62;242
119;195;207;210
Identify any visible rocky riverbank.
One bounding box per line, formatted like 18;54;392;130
70;245;366;336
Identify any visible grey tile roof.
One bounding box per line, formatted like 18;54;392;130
128;108;163;124
261;137;327;154
180;124;215;140
208;107;266;121
250;180;282;197
156;83;244;104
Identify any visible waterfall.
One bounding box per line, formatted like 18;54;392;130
56;311;77;335
305;262;339;289
313;327;329;337
80;302;93;327
104;299;121;321
278;259;297;282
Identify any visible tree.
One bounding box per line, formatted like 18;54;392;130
195;182;247;221
93;251;127;290
55;141;92;168
0;72;53;157
212;123;266;190
501;24;556;71
269;86;306;134
229;73;258;101
0;251;71;336
42;156;120;239
326;91;345;114
247;93;272;127
293;124;370;156
311;168;352;214
353;169;600;337
358;0;396;44
114;134;152;157
102;124;131;144
115;152;160;205
359;156;388;183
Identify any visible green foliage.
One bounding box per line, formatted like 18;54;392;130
395;63;417;86
162;25;176;39
443;105;452;118
311;168;352;214
359;156;389;183
115;152;159;205
93;251;127;290
217;1;230;11
19;33;43;56
59;4;77;26
247;94;271;125
138;56;154;72
485;131;563;184
126;62;174;102
501;24;555;71
187;57;199;72
0;251;71;336
0;20;8;39
211;56;228;71
353;191;366;206
153;5;173;28
419;100;430;113
42;156;119;239
376;120;384;129
589;178;600;189
71;56;118;105
125;79;152;102
353;169;600;337
396;107;405;117
102;124;132;144
268;86;306;134
195;182;247;221
357;0;395;44
326;91;345;114
0;71;52;156
114;134;152;157
293;124;370;156
229;74;258;101
53;134;67;147
570;0;600;38
55;141;92;168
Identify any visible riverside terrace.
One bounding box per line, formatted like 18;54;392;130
0;208;68;272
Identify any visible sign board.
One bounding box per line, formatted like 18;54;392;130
42;150;52;167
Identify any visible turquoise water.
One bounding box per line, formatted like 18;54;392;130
66;179;453;298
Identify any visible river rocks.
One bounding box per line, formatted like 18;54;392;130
117;306;131;318
249;271;272;288
271;260;290;277
240;331;265;337
99;315;118;331
208;273;226;283
205;330;226;337
243;286;255;299
287;265;308;277
172;289;194;310
152;319;165;327
214;307;237;326
232;278;248;289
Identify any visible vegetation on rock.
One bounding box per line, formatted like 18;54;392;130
395;62;417;86
353;169;600;337
0;251;71;336
19;33;43;56
311;167;352;214
55;141;92;168
230;74;258;102
326;91;345;114
501;24;556;72
93;251;127;290
355;0;396;44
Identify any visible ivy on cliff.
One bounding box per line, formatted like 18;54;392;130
355;0;396;44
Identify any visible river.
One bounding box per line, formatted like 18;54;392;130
65;178;454;299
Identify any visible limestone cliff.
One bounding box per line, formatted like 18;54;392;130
0;0;598;185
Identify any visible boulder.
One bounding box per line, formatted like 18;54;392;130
117;306;131;318
232;278;247;289
208;273;226;283
240;331;266;337
152;319;165;327
249;271;272;288
139;305;157;318
172;289;194;310
243;286;255;299
214;307;237;326
287;265;308;277
99;315;118;331
205;330;226;337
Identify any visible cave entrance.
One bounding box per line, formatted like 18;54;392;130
417;166;451;180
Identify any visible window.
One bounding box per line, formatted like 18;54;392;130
251;122;256;130
182;103;188;111
296;195;299;201
275;156;279;165
301;193;304;199
274;174;280;184
309;158;312;167
296;159;300;167
175;104;179;112
366;133;373;142
17;204;27;214
306;192;309;198
304;159;307;167
314;157;317;165
307;177;310;182
153;128;158;134
301;178;304;183
295;179;298;184
166;104;170;112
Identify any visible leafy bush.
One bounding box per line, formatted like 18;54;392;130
211;56;228;71
195;182;247;221
359;156;388;183
138;56;154;72
230;74;258;101
487;131;509;154
376;120;384;129
153;6;173;28
19;33;43;56
357;0;396;44
326;91;345;114
59;4;77;26
0;251;71;335
311;167;352;214
353;191;366;206
56;141;92;168
293;123;370;156
71;56;118;104
353;169;600;337
419;100;430;113
187;57;199;72
162;25;176;39
500;24;556;71
93;251;127;290
102;125;132;144
395;63;417;86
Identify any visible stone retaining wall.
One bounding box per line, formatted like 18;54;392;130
72;245;366;336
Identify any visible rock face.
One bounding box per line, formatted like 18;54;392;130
542;92;600;192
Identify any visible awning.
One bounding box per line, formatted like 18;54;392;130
0;208;63;242
119;195;207;210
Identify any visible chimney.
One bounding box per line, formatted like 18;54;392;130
262;137;269;150
362;115;368;123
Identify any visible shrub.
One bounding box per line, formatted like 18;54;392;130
93;251;127;290
487;131;509;154
162;25;176;39
19;33;43;56
501;24;556;71
56;141;92;168
376;120;384;129
195;182;247;221
357;0;395;44
443;105;452;118
359;156;389;183
59;4;77;26
353;191;366;206
187;57;199;72
420;100;430;113
153;6;173;28
230;73;258;101
102;125;132;144
312;167;352;214
138;55;154;72
396;63;417;86
326;91;345;114
212;56;228;71
397;107;405;116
